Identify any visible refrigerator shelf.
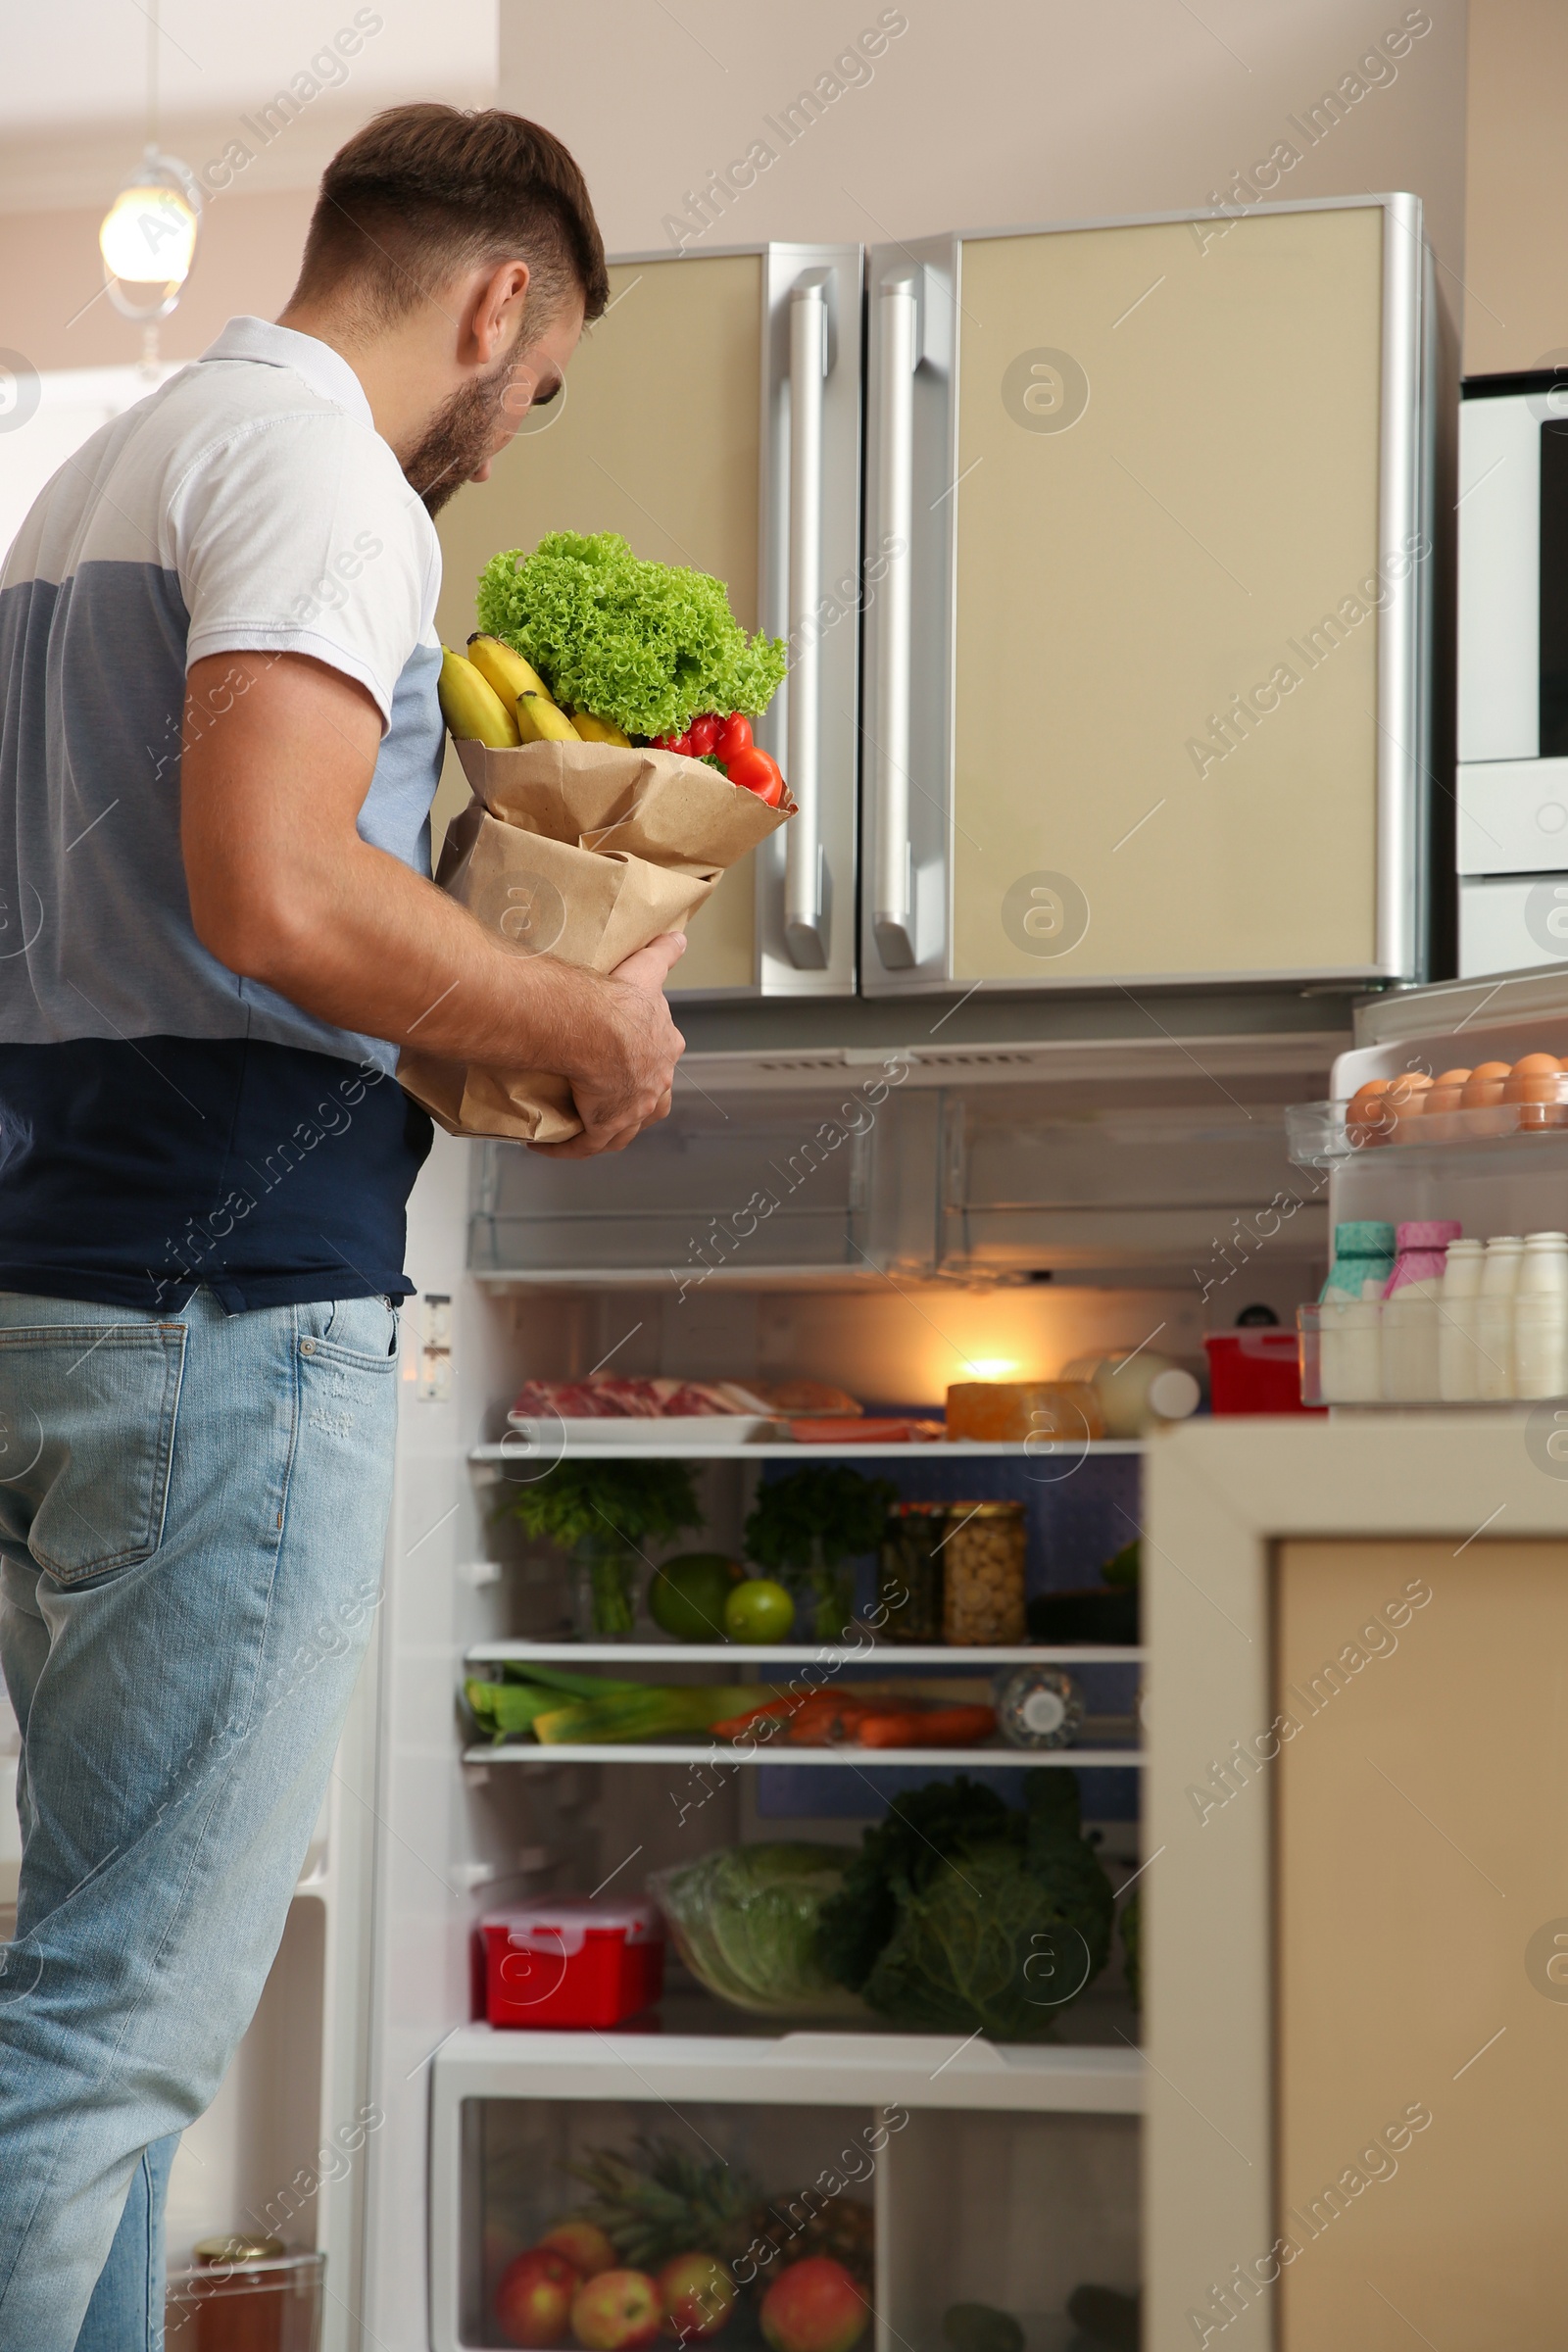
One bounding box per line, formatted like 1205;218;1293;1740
431;2019;1144;2111
463;1741;1143;1768
1288;1101;1568;1166
466;1641;1147;1665
468;1440;1146;1461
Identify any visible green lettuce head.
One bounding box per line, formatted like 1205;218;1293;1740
474;529;787;742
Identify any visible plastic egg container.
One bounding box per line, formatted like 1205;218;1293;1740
1340;1055;1568;1147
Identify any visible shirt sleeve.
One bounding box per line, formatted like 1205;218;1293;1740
167;409;431;730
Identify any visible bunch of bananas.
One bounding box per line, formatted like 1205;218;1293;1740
437;635;631;750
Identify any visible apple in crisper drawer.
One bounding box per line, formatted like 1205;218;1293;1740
760;2259;868;2352
543;2224;618;2278
657;2254;736;2340
498;2248;582;2348
572;2269;663;2351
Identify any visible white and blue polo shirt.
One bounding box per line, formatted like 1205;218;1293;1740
0;316;445;1310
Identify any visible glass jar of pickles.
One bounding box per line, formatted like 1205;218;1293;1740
943;1501;1028;1643
877;1502;949;1642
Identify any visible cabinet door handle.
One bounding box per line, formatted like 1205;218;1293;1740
785;272;830;969
873;274;919;969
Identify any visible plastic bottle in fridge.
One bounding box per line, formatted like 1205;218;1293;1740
1381;1221;1460;1403
1317;1222;1395;1403
1438;1238;1486;1402
1059;1350;1202;1437
1513;1231;1568;1398
1476;1236;1525;1400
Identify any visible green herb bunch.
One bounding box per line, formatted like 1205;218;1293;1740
743;1467;898;1641
498;1460;702;1636
498;1458;702;1551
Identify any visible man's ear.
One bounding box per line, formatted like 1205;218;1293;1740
468;260;530;366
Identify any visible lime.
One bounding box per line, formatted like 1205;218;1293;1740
724;1578;797;1643
649;1553;743;1642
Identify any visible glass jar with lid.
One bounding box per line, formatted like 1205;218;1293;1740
167;2238;326;2351
943;1501;1028;1644
877;1502;949;1642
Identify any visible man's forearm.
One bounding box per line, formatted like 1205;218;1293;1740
245;828;621;1077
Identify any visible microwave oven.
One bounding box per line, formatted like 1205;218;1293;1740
1457;367;1568;974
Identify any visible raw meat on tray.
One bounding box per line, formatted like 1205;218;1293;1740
509;1375;772;1425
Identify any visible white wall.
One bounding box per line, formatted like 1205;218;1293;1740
501;0;1467;297
0;366;180;561
1464;0;1568;372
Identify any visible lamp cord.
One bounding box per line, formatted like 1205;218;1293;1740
146;0;159;155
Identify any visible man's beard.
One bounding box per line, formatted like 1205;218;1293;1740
401;363;512;518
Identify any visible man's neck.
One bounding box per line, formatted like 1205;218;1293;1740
276;303;449;462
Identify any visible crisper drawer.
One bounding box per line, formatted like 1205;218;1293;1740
937;1083;1327;1275
428;2035;1142;2352
467;1085;938;1283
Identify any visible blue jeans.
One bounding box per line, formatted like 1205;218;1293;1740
0;1289;399;2350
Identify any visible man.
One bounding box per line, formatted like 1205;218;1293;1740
0;105;681;2345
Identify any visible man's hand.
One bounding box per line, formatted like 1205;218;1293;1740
536;933;687;1157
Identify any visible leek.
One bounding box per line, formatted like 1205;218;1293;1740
498;1660;643;1698
533;1685;781;1746
466;1680;564;1740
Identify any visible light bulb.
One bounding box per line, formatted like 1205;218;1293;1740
100;150;202;322
100;182;198;285
968;1357;1018;1380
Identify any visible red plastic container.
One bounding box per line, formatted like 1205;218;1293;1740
1203;1330;1323;1416
480;1897;664;2029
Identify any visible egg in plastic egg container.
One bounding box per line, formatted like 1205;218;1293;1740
1330;1058;1568;1150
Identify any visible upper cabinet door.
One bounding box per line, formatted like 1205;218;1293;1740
434;244;862;1000
861;200;1430;995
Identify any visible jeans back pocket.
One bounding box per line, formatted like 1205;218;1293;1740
0;1322;187;1584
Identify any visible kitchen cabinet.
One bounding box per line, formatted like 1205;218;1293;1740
1148;1421;1568;2348
434;245;863;1002
861;198;1432;994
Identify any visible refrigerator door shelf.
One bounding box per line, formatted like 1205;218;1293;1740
861;197;1431;997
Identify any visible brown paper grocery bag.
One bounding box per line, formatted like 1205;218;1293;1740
398;738;792;1145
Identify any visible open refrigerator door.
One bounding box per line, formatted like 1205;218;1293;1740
1291;969;1568;1413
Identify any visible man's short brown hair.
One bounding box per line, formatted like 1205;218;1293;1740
292;103;609;329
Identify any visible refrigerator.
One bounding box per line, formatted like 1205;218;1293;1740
432;196;1434;1004
342;986;1356;2350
